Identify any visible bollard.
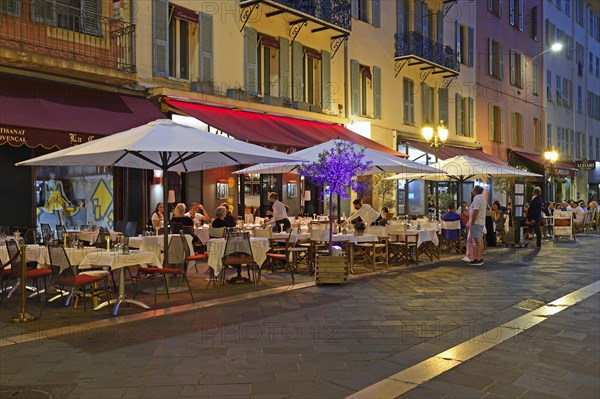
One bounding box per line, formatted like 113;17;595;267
9;245;36;323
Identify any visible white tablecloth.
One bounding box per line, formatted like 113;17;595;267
79;250;161;271
390;229;439;247
76;230;122;245
37;246;103;267
128;234;194;260
194;226;210;243
207;237;270;276
0;244;45;264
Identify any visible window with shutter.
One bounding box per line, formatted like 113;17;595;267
291;40;303;101
509;0;515;26
279;37;290;99
455;93;463;135
468;97;474;137
438;88;448;124
0;0;20;16
373;66;381;119
403;77;414;125
532;63;538;96
351;60;360;115
153;0;169;77
372;0;380;27
245;28;258;95
518;0;524;31
199;12;213;83
467;27;474;67
322;50;331;110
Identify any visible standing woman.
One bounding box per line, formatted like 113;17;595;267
151;202;164;229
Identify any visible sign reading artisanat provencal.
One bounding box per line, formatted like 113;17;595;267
0;126;27;145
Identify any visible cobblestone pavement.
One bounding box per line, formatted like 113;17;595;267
0;236;598;399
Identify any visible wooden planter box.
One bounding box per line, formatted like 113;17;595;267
315;255;348;285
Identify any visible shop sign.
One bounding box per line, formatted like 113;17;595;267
575;159;596;169
0;125;96;149
0;126;27;145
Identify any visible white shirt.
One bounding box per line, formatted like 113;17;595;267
573;206;585;223
266;201;287;225
185;212;203;225
346;204;380;227
151;212;164;228
469;194;487;226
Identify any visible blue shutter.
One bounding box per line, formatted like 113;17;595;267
199;12;213;82
244;28;258;95
372;0;380;27
397;0;405;34
373;66;381;119
279;37;290;99
414;0;422;34
152;0;169;77
351;59;360;115
437;11;443;45
509;0;515;25
321;50;331;110
467;27;474;67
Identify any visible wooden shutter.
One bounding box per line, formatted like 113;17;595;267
488;38;493;76
437;11;444;44
498;0;503;17
438;88;448;124
372;0;380;27
244;27;258;95
510;49;516;84
81;0;101;36
488;104;495;141
519;54;525;89
397;0;405;34
499;107;504;142
511;112;516;145
467;27;474;67
351;59;360;115
351;0;358;19
414;0;422;34
468;97;474;137
456;93;462;135
279;37;290;98
291;40;303;101
518;0;524;31
322;50;331;110
520;113;524;146
199;12;213;83
509;0;515;25
499;43;504;80
422;83;428;123
152;0;169;77
373;66;381;119
488;0;493;12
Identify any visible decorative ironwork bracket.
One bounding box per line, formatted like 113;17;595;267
419;68;434;84
443;75;457;88
239;3;259;32
394;59;409;78
330;34;348;59
289;20;308;44
443;0;458;16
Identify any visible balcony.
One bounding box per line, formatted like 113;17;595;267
0;2;136;78
239;0;351;34
394;32;460;82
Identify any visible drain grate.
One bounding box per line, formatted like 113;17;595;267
514;299;546;311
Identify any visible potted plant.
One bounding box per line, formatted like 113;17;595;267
299;140;371;284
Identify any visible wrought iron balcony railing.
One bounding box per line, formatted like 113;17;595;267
0;1;136;73
243;0;351;32
395;31;460;74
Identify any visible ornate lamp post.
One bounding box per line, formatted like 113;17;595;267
544;148;559;202
422;121;448;218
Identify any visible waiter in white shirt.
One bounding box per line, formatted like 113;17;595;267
263;192;290;232
342;199;380;231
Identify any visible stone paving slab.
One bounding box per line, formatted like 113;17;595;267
0;236;598;398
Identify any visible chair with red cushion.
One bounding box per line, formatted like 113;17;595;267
4;239;51;304
265;229;295;285
137;235;194;307
47;244;111;316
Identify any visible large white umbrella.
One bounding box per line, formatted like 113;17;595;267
385;155;541;206
234;139;441;176
17;119;303;264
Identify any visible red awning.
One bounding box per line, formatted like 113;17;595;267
0;75;164;149
511;151;577;171
165;98;406;157
399;139;507;166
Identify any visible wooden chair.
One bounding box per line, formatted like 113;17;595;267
354;226;388;271
439;220;464;254
389;232;419;266
220;232;257;286
265;229;295;284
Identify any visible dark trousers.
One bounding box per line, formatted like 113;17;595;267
532;219;542;247
273;218;291;233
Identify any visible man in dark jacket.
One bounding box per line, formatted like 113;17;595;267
525;186;544;248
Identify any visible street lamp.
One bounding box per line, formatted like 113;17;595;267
544;148;559;202
528;42;563;63
422;120;448;218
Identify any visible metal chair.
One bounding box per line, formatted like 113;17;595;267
220;231;257;286
124;221;137;237
3;239;51;304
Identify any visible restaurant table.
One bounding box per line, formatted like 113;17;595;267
194;226;210;243
389;229;440;262
0;243;45;264
79;250;161;316
206;237;270;278
75;230;122;245
128;234;194;261
37;246;104;267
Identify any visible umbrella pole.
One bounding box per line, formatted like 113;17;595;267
162;160;169;267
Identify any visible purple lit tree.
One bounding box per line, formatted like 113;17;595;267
299;140;372;254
